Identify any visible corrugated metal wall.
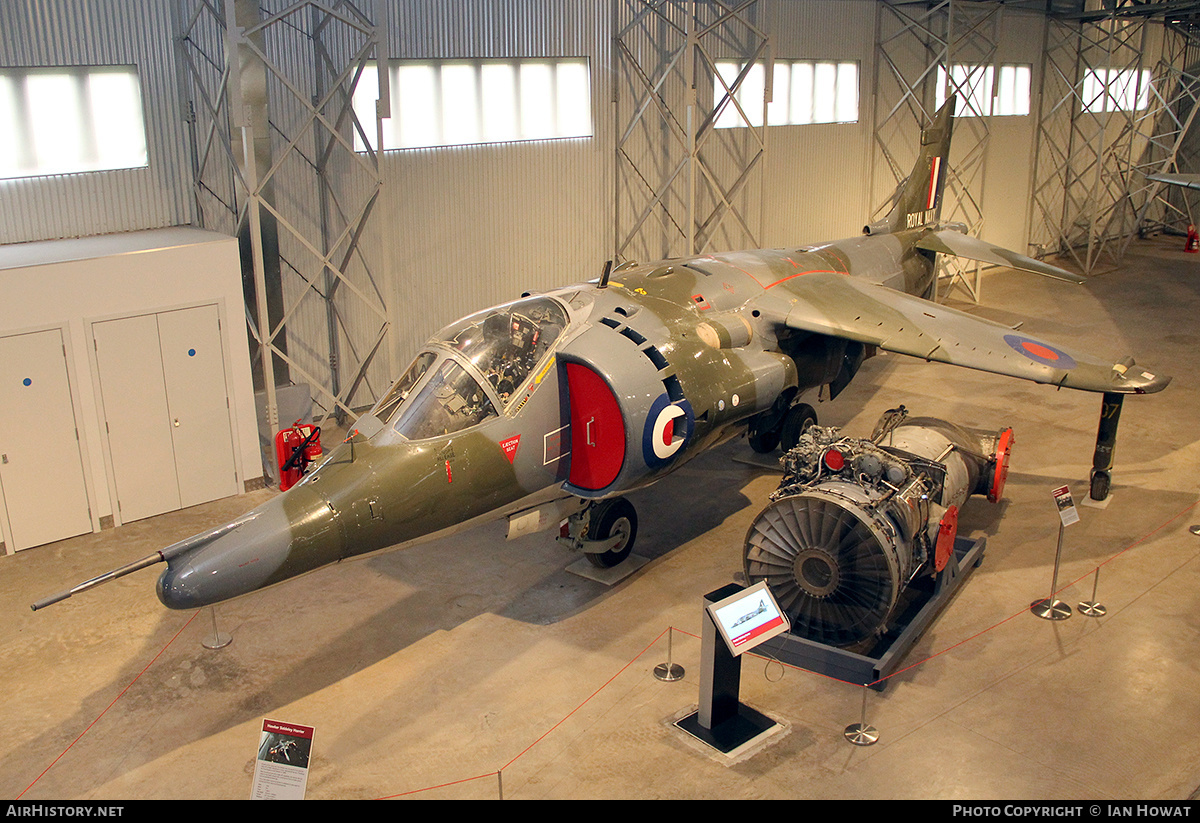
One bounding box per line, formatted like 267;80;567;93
0;0;1068;398
0;0;193;244
376;0;612;363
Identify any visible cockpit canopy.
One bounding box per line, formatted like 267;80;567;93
368;295;568;441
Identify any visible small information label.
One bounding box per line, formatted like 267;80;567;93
251;719;314;800
1052;485;1079;527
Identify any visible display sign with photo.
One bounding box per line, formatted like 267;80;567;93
251;718;314;800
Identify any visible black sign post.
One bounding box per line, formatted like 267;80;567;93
675;584;780;754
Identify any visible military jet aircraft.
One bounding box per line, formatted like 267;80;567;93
32;98;1168;613
1147;171;1200;191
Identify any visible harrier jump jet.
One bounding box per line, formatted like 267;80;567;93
33;98;1168;613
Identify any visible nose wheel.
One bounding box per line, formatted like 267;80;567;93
584;497;638;568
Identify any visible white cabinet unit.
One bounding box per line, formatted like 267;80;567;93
92;305;239;524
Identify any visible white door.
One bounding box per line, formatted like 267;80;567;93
93;313;181;522
157;305;239;508
0;328;93;551
93;305;239;523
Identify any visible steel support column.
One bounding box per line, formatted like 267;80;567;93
614;0;769;263
1028;7;1150;274
871;0;1002;303
177;0;390;456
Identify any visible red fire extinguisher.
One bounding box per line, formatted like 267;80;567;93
1186;224;1198;253
274;421;322;491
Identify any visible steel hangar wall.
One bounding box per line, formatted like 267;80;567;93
0;1;1084;417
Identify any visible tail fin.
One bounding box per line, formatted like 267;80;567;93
885;96;955;233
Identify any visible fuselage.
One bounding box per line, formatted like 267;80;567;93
156;230;935;609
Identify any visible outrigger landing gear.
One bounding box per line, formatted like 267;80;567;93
558;497;638;568
1090;392;1124;501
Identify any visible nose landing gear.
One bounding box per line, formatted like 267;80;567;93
558;496;639;568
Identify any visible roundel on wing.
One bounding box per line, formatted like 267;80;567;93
642;393;694;469
1002;333;1077;370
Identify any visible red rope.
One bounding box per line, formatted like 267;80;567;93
17;610;200;799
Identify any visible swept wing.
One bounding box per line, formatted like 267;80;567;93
774;272;1168;394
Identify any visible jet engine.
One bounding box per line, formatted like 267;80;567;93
743;407;1013;648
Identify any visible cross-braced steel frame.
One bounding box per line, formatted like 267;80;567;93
613;0;769;263
175;0;389;446
1028;7;1154;274
1125;21;1200;242
871;0;1003;302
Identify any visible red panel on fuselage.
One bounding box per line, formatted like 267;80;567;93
565;362;626;491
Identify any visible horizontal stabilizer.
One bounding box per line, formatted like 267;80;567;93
916;229;1085;284
1147;172;1200;192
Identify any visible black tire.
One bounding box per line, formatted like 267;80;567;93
748;427;781;454
585;497;638;568
1090;469;1111;501
779;403;817;452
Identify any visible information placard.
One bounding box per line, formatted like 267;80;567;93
705;581;790;656
1052;484;1079;527
251;718;314;800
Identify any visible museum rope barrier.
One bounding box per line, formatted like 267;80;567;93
17;498;1200;799
377;626;675;799
16;610;202;800
869;495;1200;689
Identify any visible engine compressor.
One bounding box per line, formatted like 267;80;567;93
743;406;1013;648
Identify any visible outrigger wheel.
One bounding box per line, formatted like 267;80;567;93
585;497;638;568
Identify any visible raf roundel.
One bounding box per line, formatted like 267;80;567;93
1002;334;1077;370
642;394;694;469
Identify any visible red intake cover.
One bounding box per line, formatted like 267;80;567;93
935;505;959;572
565;362;626;491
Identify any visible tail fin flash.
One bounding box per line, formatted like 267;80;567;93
886;96;955;233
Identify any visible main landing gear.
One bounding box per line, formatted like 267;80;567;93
749;401;818;454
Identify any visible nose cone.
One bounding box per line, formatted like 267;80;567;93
156;485;343;609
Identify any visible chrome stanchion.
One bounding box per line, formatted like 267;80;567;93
1078;568;1107;617
1031;521;1072;621
653;626;685;682
844;686;879;746
202;605;232;649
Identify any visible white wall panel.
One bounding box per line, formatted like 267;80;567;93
0;0;193;244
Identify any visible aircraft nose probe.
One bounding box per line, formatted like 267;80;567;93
29;518;251;611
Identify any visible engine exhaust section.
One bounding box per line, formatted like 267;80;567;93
744;407;1013;648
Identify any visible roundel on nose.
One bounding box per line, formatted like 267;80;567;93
642;393;693;469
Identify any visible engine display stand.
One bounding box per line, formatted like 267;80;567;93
758;536;986;691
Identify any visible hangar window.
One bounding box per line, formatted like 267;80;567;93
0;66;148;180
935;64;1031;117
1081;68;1152;113
713;60;859;129
352;59;592;151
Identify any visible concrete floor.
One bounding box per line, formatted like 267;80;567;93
4;235;1200;801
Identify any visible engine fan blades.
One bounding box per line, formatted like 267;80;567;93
744;493;902;647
